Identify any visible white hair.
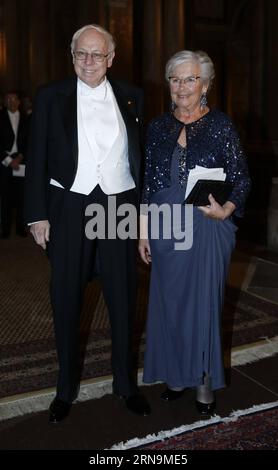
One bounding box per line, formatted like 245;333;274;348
70;24;116;53
165;50;215;89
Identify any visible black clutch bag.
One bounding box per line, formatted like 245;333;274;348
183;179;234;206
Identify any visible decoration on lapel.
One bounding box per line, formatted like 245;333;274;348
127;99;138;122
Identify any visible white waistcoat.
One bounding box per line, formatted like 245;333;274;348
50;78;135;195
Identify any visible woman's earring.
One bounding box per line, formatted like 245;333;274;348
171;101;176;112
200;93;207;109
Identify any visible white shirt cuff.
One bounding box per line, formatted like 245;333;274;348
28;221;46;226
2;156;13;167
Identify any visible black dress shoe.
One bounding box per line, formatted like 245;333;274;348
125;394;151;416
195;400;216;415
161;387;185;402
49;397;71;423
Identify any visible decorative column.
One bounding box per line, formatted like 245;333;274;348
0;0;7;90
162;0;185;111
162;0;185;60
248;0;266;140
28;0;52;91
0;0;19;91
266;1;278;250
265;0;278;147
142;0;163;122
106;0;134;82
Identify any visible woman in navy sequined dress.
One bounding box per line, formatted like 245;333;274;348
139;50;251;415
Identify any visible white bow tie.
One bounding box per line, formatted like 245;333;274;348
81;80;107;100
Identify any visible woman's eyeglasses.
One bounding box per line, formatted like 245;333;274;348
169;76;201;88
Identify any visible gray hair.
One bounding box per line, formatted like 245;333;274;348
165;50;215;89
70;24;116;54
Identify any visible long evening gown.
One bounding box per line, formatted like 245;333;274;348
143;141;237;391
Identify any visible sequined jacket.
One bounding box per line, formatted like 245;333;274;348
142;109;251;217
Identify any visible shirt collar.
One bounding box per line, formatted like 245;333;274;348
78;77;107;97
8;110;19;118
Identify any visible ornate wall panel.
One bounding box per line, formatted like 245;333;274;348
0;0;276;243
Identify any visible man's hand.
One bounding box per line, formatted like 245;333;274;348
9;154;23;171
138;214;151;264
139;239;152;265
30;220;50;249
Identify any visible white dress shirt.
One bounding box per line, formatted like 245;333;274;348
50;77;135;195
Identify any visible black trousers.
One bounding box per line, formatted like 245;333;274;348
0;167;25;235
47;184;138;403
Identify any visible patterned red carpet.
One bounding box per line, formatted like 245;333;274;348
139;405;278;450
1;236;278;398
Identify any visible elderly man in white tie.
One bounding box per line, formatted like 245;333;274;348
24;24;150;423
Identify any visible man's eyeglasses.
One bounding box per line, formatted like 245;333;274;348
73;50;111;63
169;76;201;88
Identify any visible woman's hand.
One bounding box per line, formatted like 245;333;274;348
198;194;236;220
139;238;152;265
